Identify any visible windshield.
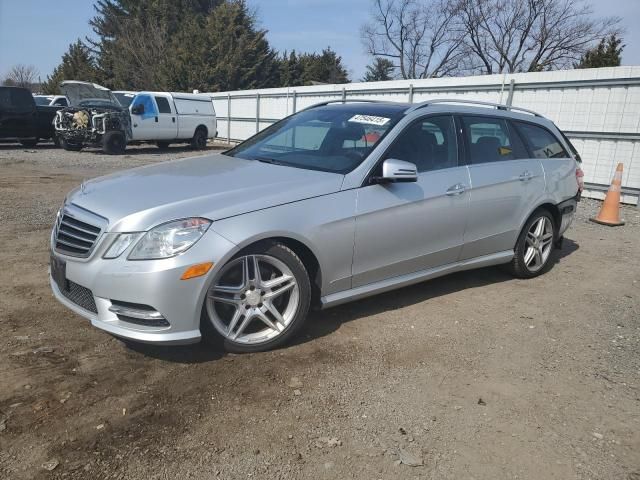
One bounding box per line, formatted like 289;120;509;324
78;99;121;109
114;92;135;107
225;104;405;174
34;96;51;106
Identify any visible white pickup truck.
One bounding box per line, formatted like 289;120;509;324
129;92;217;149
55;81;217;154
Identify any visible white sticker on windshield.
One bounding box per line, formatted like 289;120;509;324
348;114;390;126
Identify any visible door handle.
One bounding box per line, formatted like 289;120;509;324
172;117;175;123
519;171;533;181
446;183;467;196
155;116;158;123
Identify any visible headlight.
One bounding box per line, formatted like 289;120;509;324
103;233;142;259
128;218;211;260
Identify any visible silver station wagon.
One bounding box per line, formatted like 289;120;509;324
50;99;582;352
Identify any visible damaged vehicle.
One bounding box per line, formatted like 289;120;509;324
54;81;131;154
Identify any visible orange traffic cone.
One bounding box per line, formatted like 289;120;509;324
590;162;625;226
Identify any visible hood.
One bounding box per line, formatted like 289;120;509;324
60;81;120;108
67;153;344;232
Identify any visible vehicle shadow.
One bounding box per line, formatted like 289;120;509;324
124;238;579;363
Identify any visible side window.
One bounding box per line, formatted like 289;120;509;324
385;115;457;172
10;89;34;113
131;94;158;119
462;116;527;164
155;96;172;114
514;121;569;159
54;98;68;106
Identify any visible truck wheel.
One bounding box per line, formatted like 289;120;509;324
20;139;38;148
60;138;83;152
190;127;207;150
103;131;126;155
156;141;171;150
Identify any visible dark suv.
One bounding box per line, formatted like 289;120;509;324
0;86;61;146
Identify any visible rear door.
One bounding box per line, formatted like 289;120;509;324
352;114;470;287
459;115;545;260
153;95;178;140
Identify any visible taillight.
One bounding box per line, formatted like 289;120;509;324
576;167;584;192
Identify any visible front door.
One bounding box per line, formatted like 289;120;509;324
130;94;159;141
352;115;470;287
153;95;178;140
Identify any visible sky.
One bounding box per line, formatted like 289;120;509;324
0;0;638;84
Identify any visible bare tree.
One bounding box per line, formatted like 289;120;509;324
3;64;40;89
457;0;623;74
361;0;467;79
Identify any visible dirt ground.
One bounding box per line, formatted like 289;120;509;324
0;143;638;480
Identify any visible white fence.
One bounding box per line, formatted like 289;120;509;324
209;67;640;204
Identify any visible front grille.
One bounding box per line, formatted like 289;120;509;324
60;280;98;314
54;206;105;258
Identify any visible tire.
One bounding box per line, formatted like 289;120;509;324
19;139;38;147
60;138;83;152
156;141;171;150
507;209;556;279
190;127;207;150
103;131;126;155
202;241;311;353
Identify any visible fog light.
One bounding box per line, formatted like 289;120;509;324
180;262;213;280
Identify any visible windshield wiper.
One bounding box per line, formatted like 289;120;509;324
254;156;286;166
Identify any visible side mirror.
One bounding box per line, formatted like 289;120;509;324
131;104;144;115
372;158;418;184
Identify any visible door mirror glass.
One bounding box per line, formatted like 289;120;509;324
374;158;418;183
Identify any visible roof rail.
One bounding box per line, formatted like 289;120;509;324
301;99;392;111
405;99;543;117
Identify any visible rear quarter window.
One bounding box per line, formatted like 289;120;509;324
514;121;569;159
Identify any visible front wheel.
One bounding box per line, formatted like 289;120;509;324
202;242;311;353
60;137;83;151
507;209;556;278
103;131;126;155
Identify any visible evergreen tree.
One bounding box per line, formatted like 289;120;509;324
362;57;395;82
279;50;304;87
42;41;99;94
299;47;349;85
576;35;624;69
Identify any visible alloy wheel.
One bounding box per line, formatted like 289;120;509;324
206;255;299;345
524;216;554;272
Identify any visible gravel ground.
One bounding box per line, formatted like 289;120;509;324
0;145;638;480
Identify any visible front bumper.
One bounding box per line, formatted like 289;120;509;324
50;227;237;345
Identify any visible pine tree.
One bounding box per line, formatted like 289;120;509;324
299;47;349;85
280;51;304;87
362;58;394;82
42;41;99;94
576;35;624;69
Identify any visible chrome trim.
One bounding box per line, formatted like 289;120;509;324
53;203;109;259
108;304;166;321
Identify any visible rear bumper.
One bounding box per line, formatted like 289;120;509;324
557;195;578;237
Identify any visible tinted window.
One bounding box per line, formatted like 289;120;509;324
155;96;172;114
53;98;68;106
386;115;457;172
226;105;405;174
11;89;35;111
462;116;527;164
515;122;569;159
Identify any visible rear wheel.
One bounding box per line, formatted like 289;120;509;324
507;209;556;278
202;242;311;353
103;131;126;155
190;127;207;150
